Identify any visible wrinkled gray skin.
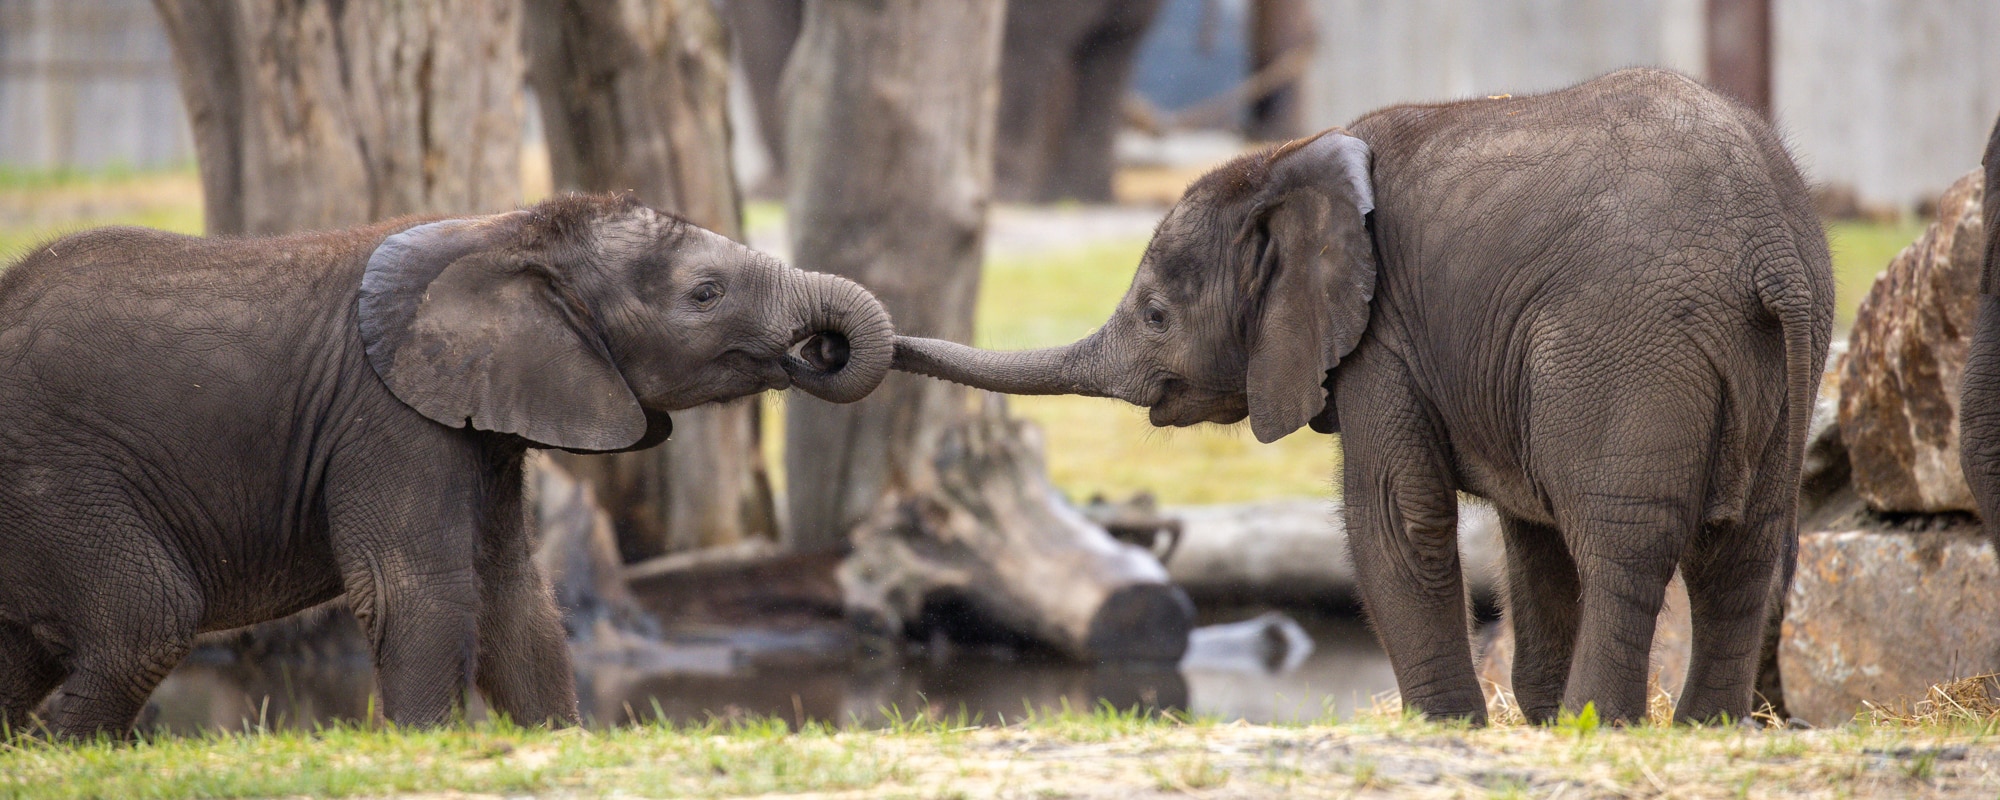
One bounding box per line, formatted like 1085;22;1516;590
0;194;891;737
896;69;1833;725
1960;114;2000;551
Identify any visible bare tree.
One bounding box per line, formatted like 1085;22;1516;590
523;0;776;561
155;0;523;235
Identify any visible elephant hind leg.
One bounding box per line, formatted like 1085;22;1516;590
40;584;200;739
0;621;65;734
1497;515;1580;725
1674;490;1790;724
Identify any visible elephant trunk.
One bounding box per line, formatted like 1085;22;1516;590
783;271;894;404
892;331;1121;399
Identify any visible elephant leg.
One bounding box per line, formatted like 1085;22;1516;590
1497;514;1580;724
1961;295;2000;551
329;451;485;728
0;621;64;733
1044;0;1162;202
1675;450;1792;724
1341;375;1483;723
471;467;579;727
40;568;200;739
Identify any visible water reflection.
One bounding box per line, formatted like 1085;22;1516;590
140;612;1396;735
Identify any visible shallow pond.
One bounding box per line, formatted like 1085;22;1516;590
141;612;1398;734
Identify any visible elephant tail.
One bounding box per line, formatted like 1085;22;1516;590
1757;251;1833;615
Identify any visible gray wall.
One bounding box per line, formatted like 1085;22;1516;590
0;0;192;171
1301;0;2000;208
1775;0;2000;207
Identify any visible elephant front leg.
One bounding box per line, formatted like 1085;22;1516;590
342;554;480;727
1341;401;1484;723
472;490;579;727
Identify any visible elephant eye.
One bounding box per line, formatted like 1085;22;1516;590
1143;305;1167;332
690;282;724;309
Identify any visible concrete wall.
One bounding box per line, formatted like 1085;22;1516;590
0;0;192;171
1774;0;2000;208
1300;0;2000;208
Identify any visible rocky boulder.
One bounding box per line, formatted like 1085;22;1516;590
1779;526;2000;726
1839;169;1987;513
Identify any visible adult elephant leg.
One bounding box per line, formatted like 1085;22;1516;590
1340;362;1485;723
328;445;484;728
0;622;64;731
1498;514;1581;724
1961;296;2000;550
471;462;578;727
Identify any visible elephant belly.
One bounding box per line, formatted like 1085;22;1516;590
191;525;346;633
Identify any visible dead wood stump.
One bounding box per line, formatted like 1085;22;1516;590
839;397;1195;664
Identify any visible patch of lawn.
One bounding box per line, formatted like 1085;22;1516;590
1828;218;1929;330
5;703;1999;799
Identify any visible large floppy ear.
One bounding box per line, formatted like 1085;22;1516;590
357;213;649;452
1240;129;1377;443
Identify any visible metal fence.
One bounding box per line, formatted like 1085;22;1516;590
0;0;193;171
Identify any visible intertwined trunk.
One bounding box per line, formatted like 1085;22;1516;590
155;0;523;235
781;0;1005;551
524;0;776;560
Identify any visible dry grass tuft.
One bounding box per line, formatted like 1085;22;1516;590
1866;673;2000;727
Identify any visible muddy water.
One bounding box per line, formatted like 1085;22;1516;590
140;613;1397;735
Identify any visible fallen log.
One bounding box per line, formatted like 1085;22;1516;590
840;397;1195;664
1163;500;1504;607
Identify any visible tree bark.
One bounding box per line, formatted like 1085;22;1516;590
523;0;777;560
718;0;802;185
155;0;523;236
781;0;1005;552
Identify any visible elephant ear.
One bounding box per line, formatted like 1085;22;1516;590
1240;129;1377;444
358;213;649;452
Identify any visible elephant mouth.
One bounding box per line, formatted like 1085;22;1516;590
1146;381;1249;428
786;331;852;376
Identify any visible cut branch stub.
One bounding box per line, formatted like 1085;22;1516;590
840;397;1194;664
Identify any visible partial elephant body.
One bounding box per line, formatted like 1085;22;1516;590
0;194;892;737
1960;113;2000;551
894;69;1834;725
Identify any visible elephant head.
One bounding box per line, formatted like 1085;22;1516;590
894;129;1375;443
358;193;892;453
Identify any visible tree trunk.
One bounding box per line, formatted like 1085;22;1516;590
781;0;1005;551
155;0;523;236
718;0;802;185
523;0;776;561
782;6;1192;661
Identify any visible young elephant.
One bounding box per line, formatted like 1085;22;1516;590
1959;114;2000;549
0;194;892;737
895;69;1833;725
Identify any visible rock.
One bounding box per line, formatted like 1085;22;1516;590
1779;527;2000;727
1477;574;1693;707
1164;500;1504;606
1839;169;1988;513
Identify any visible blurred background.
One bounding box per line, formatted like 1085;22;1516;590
0;0;1994;732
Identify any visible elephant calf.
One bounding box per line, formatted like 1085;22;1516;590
896;68;1834;725
0;194;892;737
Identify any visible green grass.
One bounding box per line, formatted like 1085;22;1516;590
1828;218;1930;330
3;703;1997;798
